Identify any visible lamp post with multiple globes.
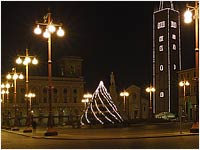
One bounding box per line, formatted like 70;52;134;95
184;1;199;132
16;48;38;132
179;80;190;117
1;82;10;128
34;10;64;136
179;80;190;134
6;67;24;130
146;86;155;120
120;90;129;120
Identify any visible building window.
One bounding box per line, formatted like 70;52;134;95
172;44;176;50
160;65;164;71
171;21;177;28
70;65;76;75
64;97;67;103
53;88;57;94
73;89;77;94
63;88;67;94
43;97;47;103
20;88;25;94
159;45;164;51
159;36;164;42
181;74;184;80
74;97;77;103
63;88;68;103
21;98;24;103
173;64;176;70
187;73;189;78
172;34;176;40
43;88;47;94
160;92;164;98
157;21;165;29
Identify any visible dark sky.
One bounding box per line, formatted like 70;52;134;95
1;1;195;92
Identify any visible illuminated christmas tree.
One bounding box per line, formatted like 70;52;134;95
80;81;123;125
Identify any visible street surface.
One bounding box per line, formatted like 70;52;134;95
1;122;199;149
1;131;198;149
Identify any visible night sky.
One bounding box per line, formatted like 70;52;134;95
1;1;195;92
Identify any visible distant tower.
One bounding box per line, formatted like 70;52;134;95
109;72;119;107
153;2;181;114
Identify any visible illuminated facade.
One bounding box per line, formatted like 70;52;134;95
2;56;85;126
153;2;181;114
109;73;149;120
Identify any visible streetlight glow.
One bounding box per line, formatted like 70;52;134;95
83;93;93;99
120;90;129;118
43;29;50;38
16;57;22;64
57;27;65;37
34;25;42;35
48;24;56;33
120;91;129;97
32;58;38;64
6;74;11;80
184;9;193;23
146;85;156;120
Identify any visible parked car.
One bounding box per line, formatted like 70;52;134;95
155;112;176;121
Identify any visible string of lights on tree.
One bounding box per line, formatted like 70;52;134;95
80;81;123;125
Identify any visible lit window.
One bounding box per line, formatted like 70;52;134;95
160;65;164;71
159;45;164;51
173;44;176;50
160;92;164;97
171;21;177;28
157;21;165;29
172;34;176;40
159;36;164;42
173;64;176;70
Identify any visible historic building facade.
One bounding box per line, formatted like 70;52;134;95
153;2;181;115
2;56;85;126
109;72;149;120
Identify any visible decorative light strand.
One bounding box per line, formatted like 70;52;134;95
80;81;123;125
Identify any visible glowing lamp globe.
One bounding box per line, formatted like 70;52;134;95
184;9;192;23
34;25;42;35
48;24;56;33
57;27;64;37
43;29;50;38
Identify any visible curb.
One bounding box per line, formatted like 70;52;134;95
2;129;198;140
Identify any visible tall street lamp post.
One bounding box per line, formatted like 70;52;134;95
146;86;155;120
120;91;129;120
184;1;199;133
1;82;11;104
179;80;190;117
1;82;10;128
34;10;64;136
6;67;24;131
16;48;38;132
179;80;190;134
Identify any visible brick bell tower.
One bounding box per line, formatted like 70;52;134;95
153;1;181;115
